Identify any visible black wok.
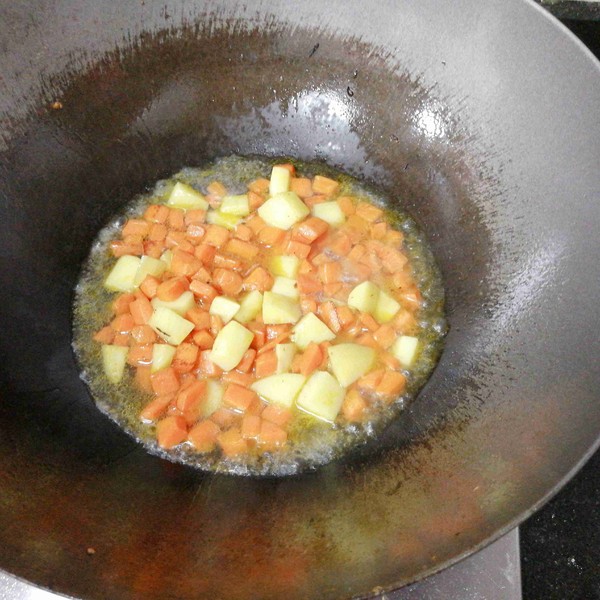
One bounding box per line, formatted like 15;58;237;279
1;0;599;598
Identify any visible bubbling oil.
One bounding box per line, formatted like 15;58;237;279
72;156;446;476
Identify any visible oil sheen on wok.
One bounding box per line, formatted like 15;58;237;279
73;156;446;476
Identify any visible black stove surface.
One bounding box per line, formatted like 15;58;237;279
519;18;600;600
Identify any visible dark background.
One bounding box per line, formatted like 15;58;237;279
520;16;600;600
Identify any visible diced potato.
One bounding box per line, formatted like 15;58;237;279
151;343;176;373
206;210;242;230
220;194;250;216
296;371;345;423
102;345;129;384
167;182;208;210
148;307;195;345
104;255;142;293
133;255;167;286
276;343;297;373
262;291;302;325
347;281;380;314
258;192;310;230
269;165;291;195
234;290;263;324
373;290;401;324
391;335;420;368
269;254;300;278
291;313;335;350
151;291;196;316
201;379;224;417
210;321;254;371
160;249;173;269
312;201;346;226
328;343;376;387
251;373;306;408
209;296;241;324
271;276;299;299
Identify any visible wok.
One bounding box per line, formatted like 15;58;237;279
1;0;599;598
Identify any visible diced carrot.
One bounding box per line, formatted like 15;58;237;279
93;326;114;344
148;222;168;242
393;309;418;334
346;321;364;338
243;267;273;292
186;223;206;241
186;307;211;330
359;251;382;272
247;322;267;349
165;230;194;253
312;175;340;196
172;343;199;374
337;196;356;216
319;342;331;369
185;209;206;225
130;324;157;345
134;365;154;394
204;224;230;247
345;214;370;238
210;314;224;337
194;243;217;266
342;389;367;422
300;297;318;314
359;312;379;332
371;222;387;240
248;177;270;194
175;379;206;413
318;262;342;285
261;404;293;428
355;202;383;223
303;194;328;208
399;287;422;311
236;349;256;373
212;268;243;296
291;217;328;244
265;324;290;340
191;266;212;284
109;240;144;257
241;414;261;439
122;233;144;247
297;274;323;295
254;350;278;378
170;249;202;277
356;332;378;349
113;332;130;346
357;368;385;391
138;275;159;299
222;371;255;387
197;350;222;376
348;262;371;282
328;282;348;301
317;301;341;333
285;239;311;259
112;293;135;315
290;177;313;198
167;208;185;230
224;238;259;261
213;253;243;271
210;408;236;429
336;305;355;329
248;191;265;210
156;416;188;449
192;330;214;350
347;244;366;262
373;324;396;349
143;242;164;261
189;280;218;303
246;214;267;234
150;367;180;395
218;428;249;456
298;259;315;275
188;419;220;452
381;352;401;370
111;313;135;333
385;229;404;246
258;331;291;356
310;252;330;266
328;232;351;256
298;343;322;377
139;394;174;421
144;204;170;223
207;180;228;198
257;225;286;247
376;371;407;398
123;218;150;237
156;276;188;302
258;420;287;449
378;246;408;273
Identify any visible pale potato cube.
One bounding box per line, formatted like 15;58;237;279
269;165;291;195
201;379;224;417
296;371;345;423
210;321;254;371
133;255;167;286
258;192;310;230
104;255;142;293
160;249;173;269
167;182;208;210
220;194;250;216
262;291;302;325
391;335;420;368
151;291;196;316
206;210;242;230
209;296;241;324
312;201;346;226
151;344;176;373
328;343;376;387
269;254;300;278
291;313;335;350
101;345;129;384
271;276;299;299
251;373;306;408
148;307;195;345
276;343;297;373
373;290;401;324
347;281;380;314
234;290;263;324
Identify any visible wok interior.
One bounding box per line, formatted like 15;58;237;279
0;4;599;599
